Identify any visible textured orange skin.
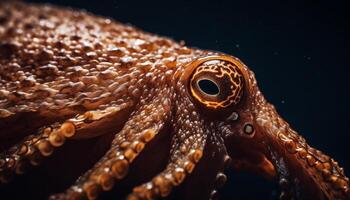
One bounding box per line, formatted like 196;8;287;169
0;2;349;200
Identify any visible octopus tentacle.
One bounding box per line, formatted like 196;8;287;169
175;134;230;200
127;148;204;200
50;88;172;200
268;147;297;200
256;103;350;199
127;92;208;200
0;102;133;184
0;108;80;147
0;121;75;183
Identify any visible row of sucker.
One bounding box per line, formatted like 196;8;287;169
267;146;295;200
0;121;76;183
209;130;232;200
49;86;173;200
0;101;133;184
128;149;203;200
209;154;231;200
126;84;206;200
256;103;350;199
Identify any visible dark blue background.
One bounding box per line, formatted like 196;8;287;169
27;0;350;199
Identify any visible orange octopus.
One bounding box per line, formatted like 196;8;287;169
0;2;349;200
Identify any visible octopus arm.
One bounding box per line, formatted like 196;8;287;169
0;102;133;184
128;97;207;200
256;103;350;199
50;88;172;200
0;108;80;144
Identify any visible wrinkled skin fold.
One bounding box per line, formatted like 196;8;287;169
0;2;349;200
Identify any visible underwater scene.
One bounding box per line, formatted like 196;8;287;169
0;0;349;199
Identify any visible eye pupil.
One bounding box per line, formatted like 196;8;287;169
197;79;220;95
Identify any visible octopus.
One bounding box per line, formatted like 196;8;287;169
0;2;349;200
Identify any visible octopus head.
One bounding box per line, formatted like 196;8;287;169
182;55;261;140
165;55;282;198
173;54;339;199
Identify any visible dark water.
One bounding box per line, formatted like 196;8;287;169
21;0;350;199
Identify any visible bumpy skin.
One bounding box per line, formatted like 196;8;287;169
0;2;349;200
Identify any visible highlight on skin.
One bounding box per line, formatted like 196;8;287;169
0;2;349;200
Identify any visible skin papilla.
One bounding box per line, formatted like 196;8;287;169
0;2;349;200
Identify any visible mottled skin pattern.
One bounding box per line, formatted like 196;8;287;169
0;2;349;200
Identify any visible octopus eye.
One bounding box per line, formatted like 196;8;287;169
187;56;246;110
197;79;220;96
